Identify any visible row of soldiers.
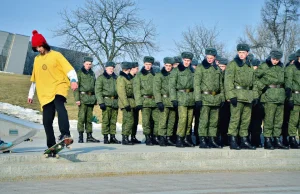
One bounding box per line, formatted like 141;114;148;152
74;43;300;150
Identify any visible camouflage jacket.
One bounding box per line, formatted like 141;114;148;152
74;67;96;105
169;63;195;107
95;71;118;108
194;59;225;106
153;67;173;108
116;71;136;109
285;60;300;105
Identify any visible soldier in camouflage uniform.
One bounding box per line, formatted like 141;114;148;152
173;56;182;68
285;49;300;149
225;44;258;150
128;62;141;143
169;52;195;148
74;56;100;143
194;48;224;149
134;56;159;146
95;62;120;144
116;62;135;145
256;49;288;149
153;57;176;146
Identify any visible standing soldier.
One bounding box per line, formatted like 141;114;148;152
225;44;258;150
285;49;300;149
95;62;120;144
194;48;224;149
129;62;141;144
153;57;176;146
173;56;182;68
134;56;158;146
170;52;195;148
116;62;135;145
74;56;100;143
256;49;288;149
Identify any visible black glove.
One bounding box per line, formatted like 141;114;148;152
125;105;131;112
135;105;143;111
285;88;292;99
220;102;225;108
172;101;178;109
252;98;259;107
157;102;164;112
99;103;106;111
262;86;269;94
288;100;294;110
195;101;203;110
230;97;238;107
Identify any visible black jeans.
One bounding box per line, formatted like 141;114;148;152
43;95;70;148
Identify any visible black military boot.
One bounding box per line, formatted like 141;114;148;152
184;135;195;147
152;135;159;145
282;135;289;147
229;136;241;150
194;135;200;146
110;134;121;144
289;136;300;149
264;137;274;150
86;133;100;143
199;136;210;148
78;132;84;143
103;134;110;144
240;137;256;150
145;135;153;146
166;136;176;146
208;137;222;149
131;135;141;144
176;136;185;148
159;136;167;147
273;137;289;149
122;135;133;145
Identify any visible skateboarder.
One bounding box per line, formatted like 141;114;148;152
27;30;78;152
0;138;12;150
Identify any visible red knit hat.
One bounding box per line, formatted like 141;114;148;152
31;30;47;47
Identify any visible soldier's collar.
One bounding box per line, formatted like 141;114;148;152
161;67;170;76
294;60;300;70
178;63;194;73
202;59;218;69
81;66;93;75
266;57;283;68
119;71;131;80
234;55;251;67
141;66;155;76
103;71;117;79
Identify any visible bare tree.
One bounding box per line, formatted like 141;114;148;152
175;23;229;61
54;0;158;68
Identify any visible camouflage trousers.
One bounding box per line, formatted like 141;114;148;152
263;103;283;137
77;104;94;133
288;105;300;137
122;108;134;136
177;106;194;137
158;107;176;136
101;107;118;135
142;108;160;135
198;106;219;137
228;102;252;137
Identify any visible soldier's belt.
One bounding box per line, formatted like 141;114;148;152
293;91;300;94
235;86;252;90
177;89;194;93
127;96;134;99
80;91;95;95
104;96;118;99
201;91;220;96
143;95;154;99
162;94;169;98
268;84;284;88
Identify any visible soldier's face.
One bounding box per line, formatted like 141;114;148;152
183;59;191;67
238;51;248;60
164;63;172;72
173;63;179;68
84;61;92;70
271;58;280;65
130;67;139;75
206;55;215;64
144;63;152;71
105;66;114;75
219;64;226;71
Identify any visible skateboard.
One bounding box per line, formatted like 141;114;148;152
43;137;73;158
0;128;38;153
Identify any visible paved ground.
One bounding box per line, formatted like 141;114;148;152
0;171;299;194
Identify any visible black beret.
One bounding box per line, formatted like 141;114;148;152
248;53;254;61
105;61;116;67
270;48;283;59
131;62;139;68
181;52;193;60
121;61;131;69
143;56;155;64
237;44;250;52
163;57;175;64
173;56;182;63
205;48;217;56
191;59;198;66
288;53;297;61
84;56;93;62
296;49;300;57
252;59;261;66
218;58;228;65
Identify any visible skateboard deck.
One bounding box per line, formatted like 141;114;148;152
44;137;73;158
0;128;38;153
